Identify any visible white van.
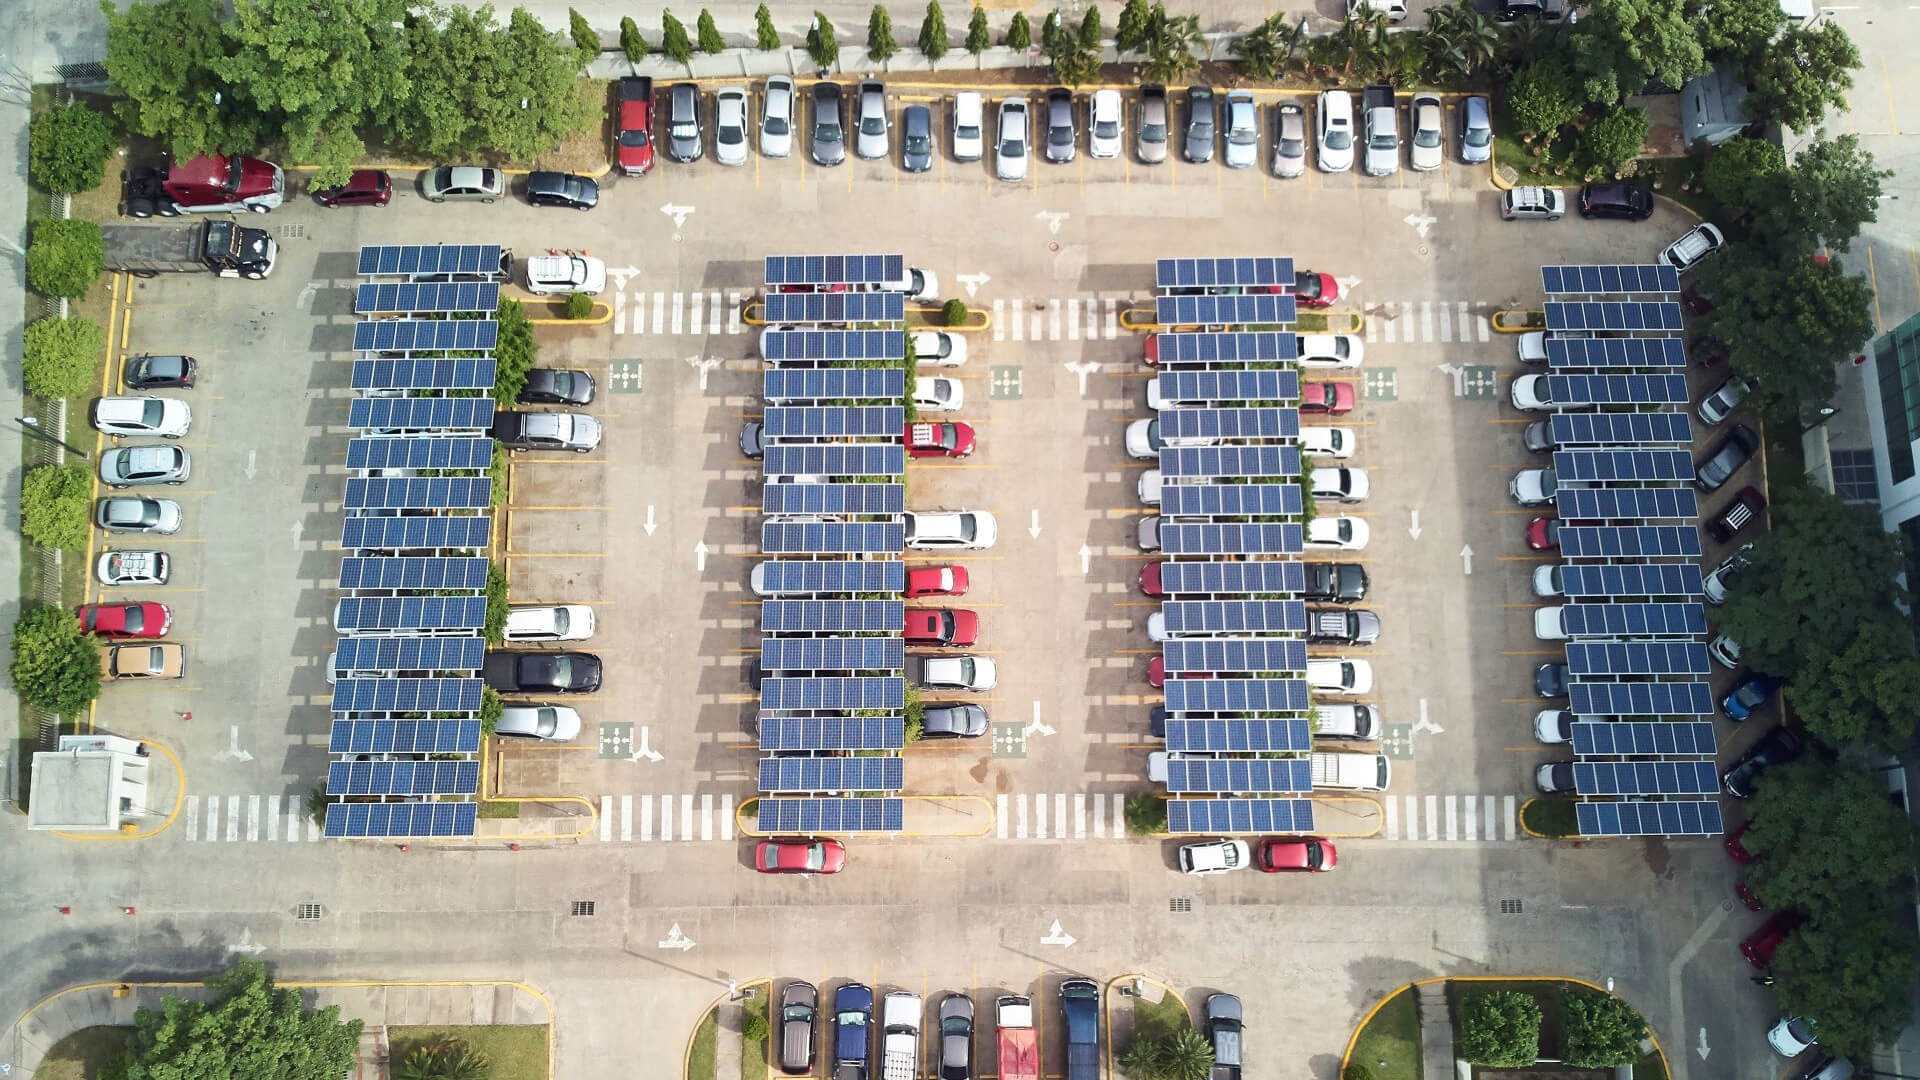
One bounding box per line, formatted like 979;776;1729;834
1313;704;1379;740
952;92;984;161
1310;750;1392;791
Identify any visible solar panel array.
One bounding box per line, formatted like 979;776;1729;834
1157;370;1301;401
762;521;905;554
759;757;906;793
332;678;484;714
754;561;906;596
1577;800;1724;838
352;358;498;391
764;369;906;402
1150;332;1300;365
1162;718;1313;753
1572;760;1719;796
358;243;505;279
1159;407;1300;441
1543;301;1685;334
763;483;905;516
1156;257;1296;290
1163;757;1314;793
338;556;489;591
1162;639;1307;673
348;397;495;432
757;797;905;833
1557;603;1707;638
1557;563;1704;600
1557;526;1702;559
763;444;905;477
1159;600;1308;635
325;801;479;838
1548;413;1693;446
762;637;906;672
335;596;487;634
344;476;492;511
1556;488;1699;521
760;677;905;710
328;759;480;797
1544;373;1690;406
1159;522;1304;556
761;291;906;324
1539;264;1680;295
1160;445;1302;479
334;636;485;674
1166;798;1317;834
764;254;905;288
1545;337;1687;370
1566;640;1712;676
1165;678;1312;713
758;716;906;751
355;282;500;316
762;329;905;363
341;515;490;552
1553;449;1694;484
346;437;495;471
763;405;904;438
1571;721;1717;757
1568;680;1715;716
1161;484;1304;518
353;319;499;355
1157;294;1298;327
1155;561;1307;596
761;599;904;633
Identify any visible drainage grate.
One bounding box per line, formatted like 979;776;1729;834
1169;897;1193;913
570;900;596;917
279;223;306;240
296;903;323;920
1499;898;1523;914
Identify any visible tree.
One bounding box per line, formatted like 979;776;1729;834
755;4;781;49
392;6;595;164
23;316;103;401
620;16;649;62
1578;103;1647;172
1422;1;1503;78
1742;21;1858;130
20;465;91;552
100;0;262;170
107;959;360;1080
1006;11;1032;50
1773;904;1918;1057
1123;792;1167;834
1760;133;1889;253
1702;135;1786;209
27;218;102;299
1080;5;1103;49
807;11;840;68
919;0;949;60
1041;10;1062;51
1229;14;1289;80
1786;617;1920;751
1561;992;1646;1068
10;605;101;716
1120;1027;1212;1080
966;6;990;53
1116;0;1152;52
661;10;694;65
480;686;503;736
30;101;116;194
1748;760;1917;921
1565;0;1706;104
1457;991;1541;1067
1694;246;1875;425
868;5;898;60
484;562;509;644
569;8;601;63
491;298;536;407
697;9;726;53
1698;0;1786;63
1140;2;1204;83
1507;60;1580;137
1046;16;1100;84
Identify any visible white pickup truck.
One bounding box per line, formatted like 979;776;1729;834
880;992;921;1080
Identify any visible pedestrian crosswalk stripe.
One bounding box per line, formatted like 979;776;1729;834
1067;298;1080;341
720;794;734;841
1375;794;1522;843
621;795;633;841
699;793;714;841
992;300;1006;342
600;795;613;841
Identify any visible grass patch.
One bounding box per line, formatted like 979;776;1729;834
1132;989;1191;1043
390;1025;546;1080
687;1007;719;1080
1348;986;1419;1080
478;799;521;819
35;1025;132;1080
741;992;769;1080
1640;155;1720;222
1521;797;1579;838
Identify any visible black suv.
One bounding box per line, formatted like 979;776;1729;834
1303;562;1369;603
1579;181;1655;220
524;170;599;210
124;354;197;390
483;651;603;694
519;368;596;405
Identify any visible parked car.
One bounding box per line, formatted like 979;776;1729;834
1696;424;1760;492
833;984;874;1076
760;76;794;158
1179;837;1250;874
1297;333;1363;368
904;510;996;550
996;97;1030;181
1306;658;1373;694
1291;270;1339;308
1183;86;1215;163
1045;87;1077;164
1301;380;1357;415
1522;419;1556;453
524;170;598;209
1509;467;1556;506
667;82;703;162
855;80;890;159
1710;633;1743;670
1459;95;1492;163
713;87;750;166
779;982;819;1075
1722;671;1785;723
1534;709;1574;744
811;82;845;166
1273;102;1307;177
313;169;392;206
96;549;169;586
905;565;969;597
1298;425;1356;459
123;354;196;390
503;604;596;642
99;445;190;489
951;90;984;161
1305;516;1370;550
1704;543;1753;606
1516;330;1552;364
922;703;990;738
1311;466;1370;502
758;838;847;875
1742;910;1806;968
1308;608;1382;645
1317;90;1354;172
1089;88;1122;158
1535;661;1570;698
1535;761;1575;793
494;705;583;741
1579;181;1655;220
77;601;172;638
1059;979;1100;1080
1723;725;1804;797
616;76;655;174
1707;486;1766;542
1500;186;1565;221
1768;1016;1819;1059
913;376;963;412
1124;418;1163;459
102;641;184;680
911;329;968;367
524;254;606;297
1409;93;1444;170
904;421;976;458
96;497;181;534
936;993;973;1080
1223;90;1257;169
482;651;603;694
902;104;934;172
1792;1057;1854;1080
1525;517;1562;551
1662;222;1726;273
917;655;997;691
422;165;503;203
1698;375;1754;426
92;396;191;439
1137;515;1162;553
905;608;979;647
1303;562;1368;603
492;411;602;453
1138;84;1170;163
1258;836;1338;871
519;368;596;405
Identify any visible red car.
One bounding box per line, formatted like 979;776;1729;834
1525;516;1562;552
1288;270;1339;309
1143;334;1163;367
1741;911;1805;969
615;76;654;176
905;565;969;598
1735;880;1764;911
904;421;975;458
1724;819;1755;864
1257;836;1338;872
1139;561;1165;597
75;602;172;638
1147;655;1165;688
904;608;978;647
753;837;846;875
312;169;391;207
1300;380;1356;415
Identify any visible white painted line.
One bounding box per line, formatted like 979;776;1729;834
1066;298;1081;340
1111;793;1127;838
1476;303;1491;343
1483;796;1496;841
680;793;695;841
1437;301;1452;343
246;795;260;842
306;817;319;841
1363;311;1378;343
997;794;1010;838
1055;794;1069;839
700;794;714;841
1034;792;1048;838
640;794;654;841
1073;793;1086;838
1030;306;1043;341
708;291;722;336
207;795;223;841
1402;302;1417;343
1502;795;1517;840
652;292;666;335
1444;796;1458;840
1462;797;1477;842
1423;795;1437;840
1421;301;1436;343
1382;794;1397;839
728;290;744;334
720;795;734;840
993;299;1006;341
1049;298;1062;340
688;291;703;335
1091;792;1105;837
1383;306;1397;344
620;795;633;841
1016;794;1028;839
1010;298;1024;341
1105;298;1119;339
185;795;199;841
265;795;280;842
1086;299;1097;340
659;794;673;841
1457;302;1470;343
226;796;240;842
288;809;303;843
599;796;613;841
613;291;626;333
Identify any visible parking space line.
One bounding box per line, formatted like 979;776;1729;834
1502;797;1517;840
185;793;199;839
1010;297;1024;341
245;795;259;842
729;290;744;333
1484;798;1498;841
1105;298;1120;339
1073;793;1087;838
1462;799;1477;842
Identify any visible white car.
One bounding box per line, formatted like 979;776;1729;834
1698;375;1753;426
1348;0;1407;19
100;445;190;488
1534;606;1569;641
1409;93;1443;171
1661;223;1726;273
1709;633;1742;669
96;549;169;586
1509;467;1556;506
1178;837;1251;875
495;704;583;742
904;510;997;550
760;76;794;157
1297;333;1363;369
1088;89;1123;158
1124;418;1162;459
503;604;597;642
1531;563;1564;598
1298;426;1355;459
1310;466;1370;502
1318;90;1355;172
1137;468;1163;505
1703;543;1752;606
1137;515;1162;552
1509;373;1554;411
951;91;985;161
92;396;192;439
996;97;1030;182
713;87;750;166
918;654;997;691
1533;709;1574;744
1306;657;1373;695
889;266;940;300
1305;516;1370;551
1222;90;1257;170
1516;330;1550;364
912;330;968;368
1767;1016;1818;1058
1147;612;1170;642
914;376;965;412
523;253;606;296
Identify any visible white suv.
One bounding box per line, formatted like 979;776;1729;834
996;98;1030;182
1306;658;1374;695
524;253;606;296
504;604;597;642
904;510;998;550
1317;91;1354;173
1661;223;1725;273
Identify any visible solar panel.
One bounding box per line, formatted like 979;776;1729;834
1557;602;1707;638
1568;680;1715;716
756;796;905;833
763;482;906;516
351;358;499;391
1156;294;1298;327
762;406;905;438
334;596;488;633
1548;412;1694;446
355;282;500;316
347;397;495;432
1566;641;1713;676
1555;488;1701;521
1160;445;1303;480
1160;483;1305;518
1164;678;1311;713
1576;799;1724;838
331;677;483;714
1160;522;1304;556
760;329;906;363
1156;257;1297;290
328;759;480;796
1158;407;1300;441
761;637;906;672
1570;720;1717;757
328;717;483;754
1552;449;1694;484
1543;373;1690;407
761;444;905;477
763;368;907;403
333;636;486;674
1149;332;1300;365
324;800;479;839
760;291;907;324
352;320;499;355
1162;717;1313;753
1163;757;1314;793
1156;370;1301;402
763;254;906;288
761;521;905;554
760;600;904;633
1545;337;1688;370
347;437;495;472
343;476;492;511
1166;798;1316;834
752;561;907;596
1543;301;1686;334
340;515;490;552
1162;638;1308;673
1557;526;1701;560
1556;564;1705;600
358;243;505;279
757;715;906;751
758;757;906;793
1539;264;1681;295
760;676;905;710
1155;561;1307;596
338;556;489;592
1159;600;1307;635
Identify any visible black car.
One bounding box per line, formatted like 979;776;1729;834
124;354;197;390
519;368;596;406
1534;662;1569;698
483;651;603;694
902;104;934;172
1523;418;1556;453
1723;725;1805;798
668;82;703;162
1578;181;1655;220
525;170;599;210
1696;424;1760;492
739;421;764;460
1303;562;1368;603
1148;705;1167;737
922;704;989;739
811;82;845;166
1184;86;1215;163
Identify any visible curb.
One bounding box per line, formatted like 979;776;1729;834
527;299;614;326
1101;973;1192;1078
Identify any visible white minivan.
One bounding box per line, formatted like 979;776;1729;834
952;91;984;161
1314;704;1380;740
1310;750;1392;791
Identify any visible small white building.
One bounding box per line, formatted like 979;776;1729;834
28;734;152;832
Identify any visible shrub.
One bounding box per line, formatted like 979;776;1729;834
484;563;510;644
569;8;601;62
30;101;116;194
26;218;103;299
10;604;102;716
480;686;503;735
755;4;781;49
1124;792;1168;834
1508;61;1580;139
1562;991;1646;1068
21;464;92;551
620;16;649;61
1579;104;1649;173
563;292;594;319
698;9;726;53
1521;796;1578;837
904;682;925;741
942;298;969;325
489;444;508;508
742;1006;771;1044
1007;11;1032;49
492;298;536;406
1458;991;1542;1068
23;316;103;400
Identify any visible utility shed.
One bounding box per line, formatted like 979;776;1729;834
1679;65;1752;147
29;735;152;832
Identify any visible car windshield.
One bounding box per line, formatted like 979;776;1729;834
1325;129;1351;150
672;119;696;137
619;128;648;147
1465;126;1492;147
720;120;743;145
784;1005;812;1021
1001;136;1024;157
956;123;979;138
139;400;165;426
1143;120;1166;140
861;113;884;135
547;656;573;684
1050;123;1071;145
838;1011;867;1026
1369;133;1396;149
534;709;558;738
818;118;841;139
1279;136;1304;155
906;133;931;154
1095;119;1118;138
432;166;453;188
1415;126;1441;147
942;1017;970;1035
1735;682;1768;707
765;112;789;135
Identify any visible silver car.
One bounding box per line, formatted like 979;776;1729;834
1138;85;1169;163
1272;102;1306;178
494;705;583;741
99;445;190;488
761;76;795;157
1409;93;1443;171
937;993;973;1080
96;497;182;534
1459;95;1493;164
714;87;749;166
422;165;503;203
1223;90;1257;169
996;97;1030;182
855;80;890;159
1045;87;1076;164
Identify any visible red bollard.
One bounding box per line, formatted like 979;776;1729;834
508;843;520;851
178;711;192;722
398;844;410;853
122;906;136;916
57;906;70;915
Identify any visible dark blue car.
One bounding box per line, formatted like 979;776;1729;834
834;983;873;1078
1722;672;1783;721
1060;978;1100;1080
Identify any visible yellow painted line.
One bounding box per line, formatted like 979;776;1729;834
1884;56;1902;135
1867;244;1885;330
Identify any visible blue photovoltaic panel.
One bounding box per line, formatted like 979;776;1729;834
763;368;906;403
1543;301;1686;334
355;282;499;316
1577;799;1724;838
761;329;905;363
1160;483;1304;517
752;561;906;596
1544;373;1690;406
763;254;906;288
340;515;490;552
760;291;907;324
1156;294;1298;327
1166;798;1316;834
353;319;499;354
1571;720;1717;757
756;797;905;833
1540;264;1681;296
1155;561;1307;596
758;757;906;793
1548;412;1693;446
1159;407;1300;441
347;437;495;472
1558;564;1704;600
1159;600;1308;634
324;801;479;839
334;596;488;633
1568;680;1715;716
1162;638;1308;673
328;717;483;754
1149;332;1300;365
351;358;498;391
763;483;906;515
331;677;483;714
358;243;504;279
1163;718;1313;753
761;521;905;555
1553;449;1694;484
343;476;492;511
1557;526;1702;559
760;600;904;633
762;406;904;438
1157;370;1300;403
757;715;905;751
338;556;489;592
762;637;906;672
1161;445;1302;479
1156;257;1296;290
1556;488;1700;521
347;397;494;432
1558;602;1707;638
762;445;905;477
1159;522;1304;556
760;676;905;710
1545;337;1688;370
333;636;485;674
1163;757;1314;794
328;760;480;796
1567;640;1713;677
1164;678;1311;713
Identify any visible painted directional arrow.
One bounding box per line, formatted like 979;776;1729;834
1028;510;1042;539
214;725;253;763
1025;701;1056;737
227;927;267;955
1079;543;1092;575
243;450;257;481
1695;1028;1710;1061
659;923;696;951
1413;698;1445;735
1034;210;1070;234
1407;509;1422;540
956;272;991;297
660;202;696;228
1335;274;1363;297
695;541;709;573
685;354;721;391
1459;544;1475;575
1040;919;1077;948
643;505;658;536
1065;359;1100;395
1403;212;1437;239
608;265;642;289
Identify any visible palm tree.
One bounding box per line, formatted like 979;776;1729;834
1228;13;1287;80
1384;30;1426;84
1337;7;1389;80
1499;15;1554;72
1140;4;1205;83
1424;28;1469;82
1445;3;1505;75
1159;1029;1216;1080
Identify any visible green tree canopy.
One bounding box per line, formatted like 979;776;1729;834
106;958;361;1080
27;218;103;299
620;16;649;61
1079;5;1103;48
1116;0;1152;52
30;101;117;194
867;4;898;59
1230;14;1290;80
1005;11;1032;50
660;10;694;64
569;8;600;62
807;10;840;67
1561;992;1646;1068
1041;10;1062;50
1702;135;1786;208
919;0;949;59
697;9;726;53
1757;133;1888;253
755;4;781;49
1773;904;1918;1058
1140;2;1203;82
491;297;536;406
1749;759;1917;918
1458;991;1541;1067
1698;0;1786;61
1120;1027;1213;1080
1694;243;1875;424
100;0;260;165
20;464;92;552
10;604;101;716
1742;21;1858;130
965;6;990;53
1786;616;1920;750
1565;0;1706;104
23;315;104;400
1507;60;1580;137
1578;103;1647;171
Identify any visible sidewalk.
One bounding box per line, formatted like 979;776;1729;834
712;999;745;1080
1415;982;1455;1080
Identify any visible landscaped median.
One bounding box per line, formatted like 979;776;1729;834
1343;977;1668;1080
684;979;772;1080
